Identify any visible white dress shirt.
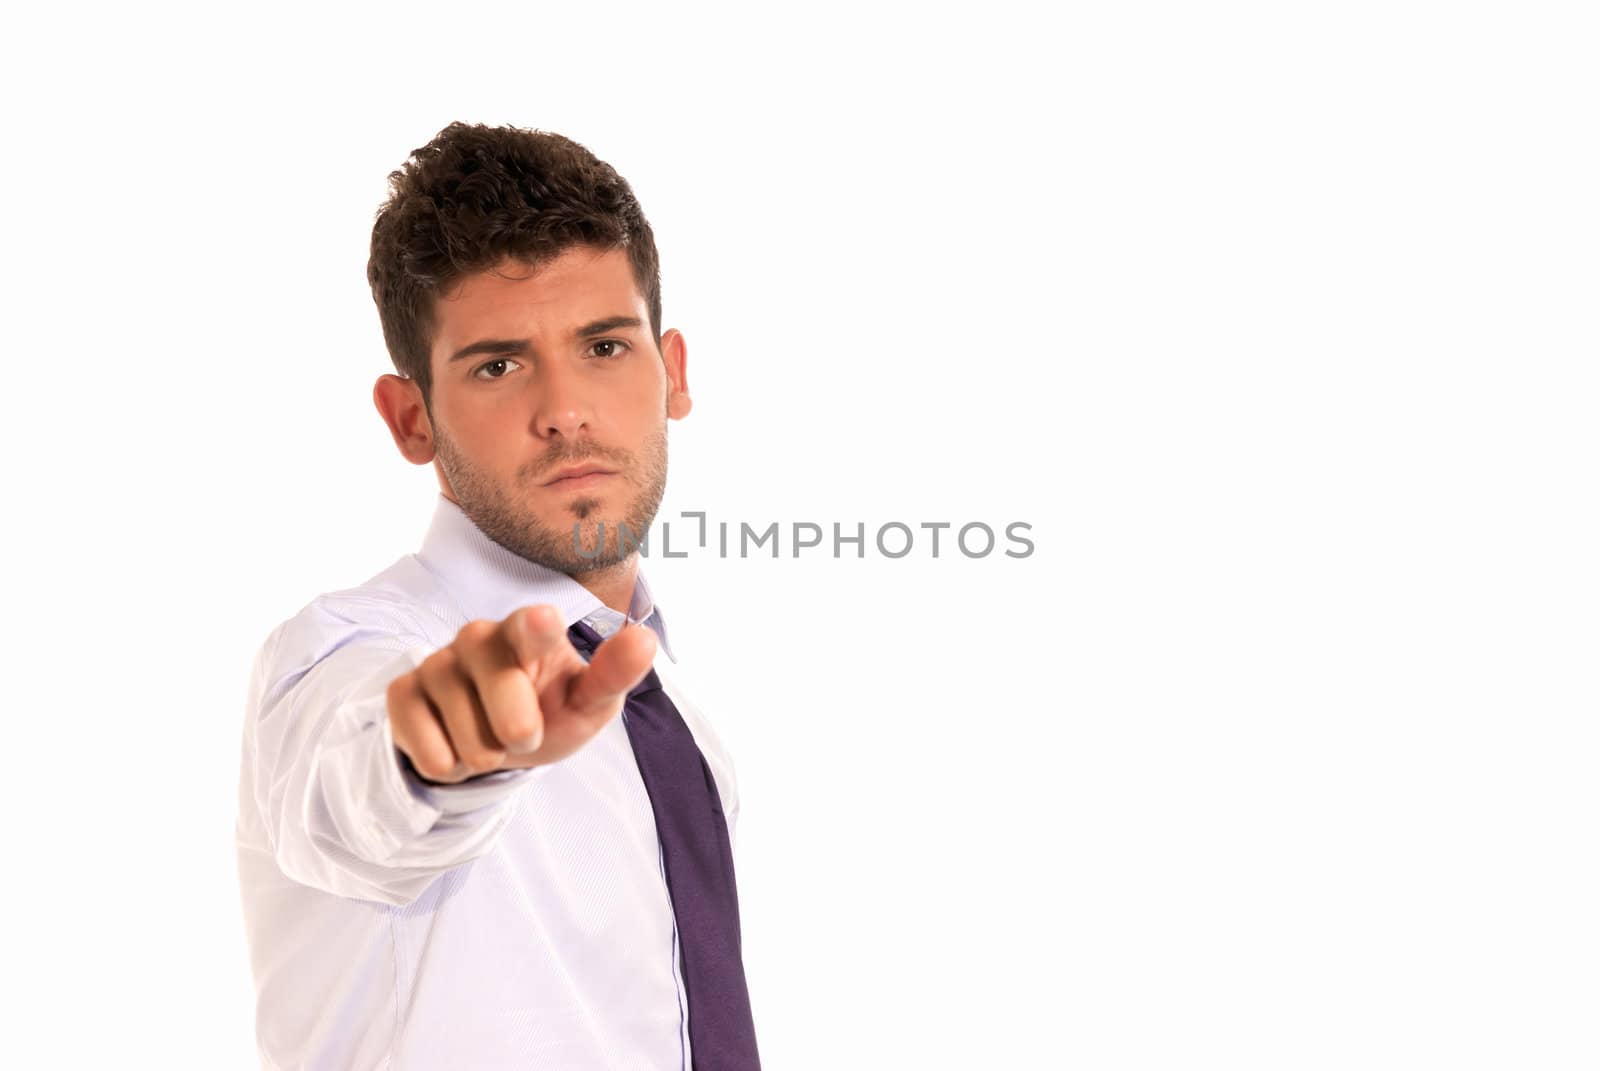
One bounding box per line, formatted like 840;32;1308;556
235;493;741;1070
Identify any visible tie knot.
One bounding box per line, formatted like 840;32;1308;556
567;618;604;657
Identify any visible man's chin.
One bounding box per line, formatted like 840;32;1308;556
541;515;649;562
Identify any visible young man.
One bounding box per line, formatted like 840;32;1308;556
235;122;760;1070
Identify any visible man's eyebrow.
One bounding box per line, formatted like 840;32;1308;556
448;338;528;363
447;316;645;364
573;315;644;339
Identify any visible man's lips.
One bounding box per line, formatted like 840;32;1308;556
542;464;618;488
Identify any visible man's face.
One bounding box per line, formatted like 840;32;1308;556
420;244;690;576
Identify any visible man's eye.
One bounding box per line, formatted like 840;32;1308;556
588;339;630;359
474;358;520;380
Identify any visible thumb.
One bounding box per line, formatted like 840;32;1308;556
566;621;658;712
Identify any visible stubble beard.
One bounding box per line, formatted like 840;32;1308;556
433;420;669;578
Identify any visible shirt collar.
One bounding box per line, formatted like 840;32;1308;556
413;493;676;663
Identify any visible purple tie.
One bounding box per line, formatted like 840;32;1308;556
567;618;761;1071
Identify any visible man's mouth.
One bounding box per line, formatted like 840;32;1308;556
542;463;618;488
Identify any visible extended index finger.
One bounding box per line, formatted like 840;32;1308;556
505;604;568;669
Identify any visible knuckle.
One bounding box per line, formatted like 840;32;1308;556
418;647;457;682
457;618;496;647
387;677;424;724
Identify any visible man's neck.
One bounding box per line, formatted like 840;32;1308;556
568;553;640;616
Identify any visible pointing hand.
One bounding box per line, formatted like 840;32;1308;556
386;604;657;784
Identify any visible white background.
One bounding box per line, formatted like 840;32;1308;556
4;2;1596;1067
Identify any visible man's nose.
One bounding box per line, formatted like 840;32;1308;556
534;362;591;440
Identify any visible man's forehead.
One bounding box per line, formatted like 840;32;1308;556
431;247;643;349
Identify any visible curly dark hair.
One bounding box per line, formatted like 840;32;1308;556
367;121;662;411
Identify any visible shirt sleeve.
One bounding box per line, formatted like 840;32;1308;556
246;616;544;907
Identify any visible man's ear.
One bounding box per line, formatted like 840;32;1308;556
661;329;692;420
373;374;438;464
